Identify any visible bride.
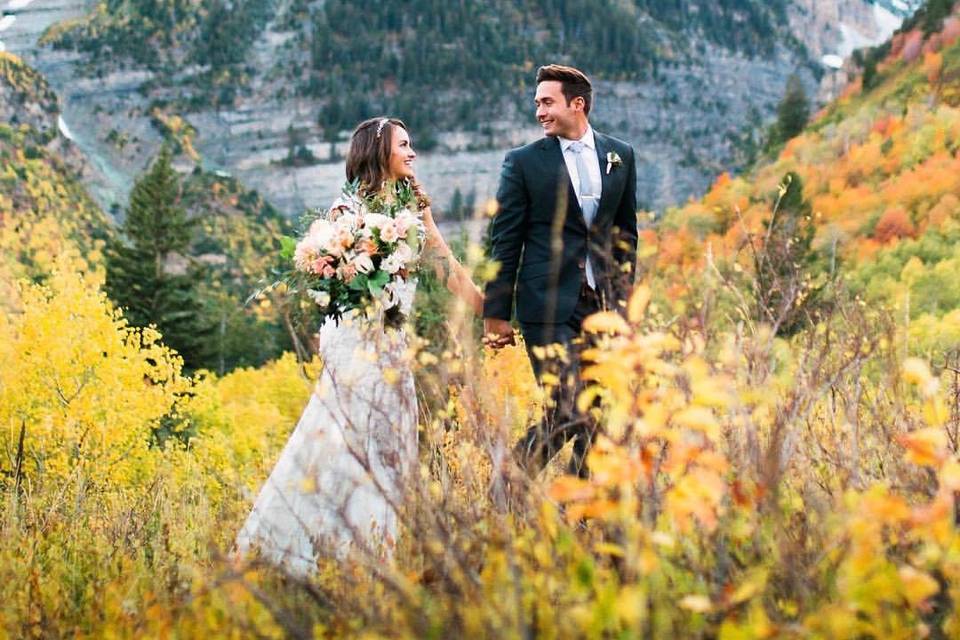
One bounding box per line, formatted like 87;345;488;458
236;117;483;576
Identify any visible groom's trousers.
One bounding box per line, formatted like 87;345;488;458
516;280;602;478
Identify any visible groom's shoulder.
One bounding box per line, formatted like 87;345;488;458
596;130;634;157
506;137;552;161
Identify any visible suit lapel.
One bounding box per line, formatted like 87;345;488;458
593;131;614;224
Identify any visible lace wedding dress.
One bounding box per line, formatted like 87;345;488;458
236;281;418;576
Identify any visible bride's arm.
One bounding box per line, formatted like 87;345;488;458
420;205;484;316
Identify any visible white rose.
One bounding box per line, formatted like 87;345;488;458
364;213;391;230
380;222;399;243
307;225;332;253
353;253;374;274
336;213;359;232
393;242;414;266
381;253;402;274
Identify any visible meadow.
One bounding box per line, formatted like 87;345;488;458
5;6;960;639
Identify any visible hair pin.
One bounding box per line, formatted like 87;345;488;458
375;118;389;138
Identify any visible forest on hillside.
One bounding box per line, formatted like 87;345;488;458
44;0;798;132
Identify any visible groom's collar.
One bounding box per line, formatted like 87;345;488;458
557;125;597;153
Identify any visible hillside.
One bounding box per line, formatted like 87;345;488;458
648;0;960;355
0;49;295;372
44;0;798;130
20;1;916;218
0;51;110;311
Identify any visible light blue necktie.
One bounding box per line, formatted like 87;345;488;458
569;140;598;288
569;141;599;226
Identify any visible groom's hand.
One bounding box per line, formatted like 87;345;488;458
483;318;515;349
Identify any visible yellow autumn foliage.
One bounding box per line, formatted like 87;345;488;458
5;258;960;638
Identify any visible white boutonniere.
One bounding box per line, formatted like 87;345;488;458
606;151;622;175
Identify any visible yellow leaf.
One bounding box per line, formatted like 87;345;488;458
576;386;605;413
627;284;651;323
673;406;722;440
939;459;960;491
903;358;939;396
679;595;712;613
639;547;659;575
729;567;769;605
540;372;560;387
651;531;675;549
547;476;595;503
898;565;939;608
299;475;317;493
581;311;631;335
594;542;625;557
898;427;949;467
903;358;931;385
616;586;645;626
923;397;949;428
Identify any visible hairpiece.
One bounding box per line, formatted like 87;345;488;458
375;118;389;139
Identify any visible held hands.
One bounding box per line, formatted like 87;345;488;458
483;318;516;349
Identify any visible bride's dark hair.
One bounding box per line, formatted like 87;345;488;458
345;117;429;209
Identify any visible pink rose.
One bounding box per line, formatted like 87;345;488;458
339;262;358;283
357;238;378;256
312;255;334;277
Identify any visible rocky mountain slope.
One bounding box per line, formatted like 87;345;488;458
651;0;960;352
1;0;923;220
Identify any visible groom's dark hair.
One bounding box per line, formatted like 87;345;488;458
536;64;592;115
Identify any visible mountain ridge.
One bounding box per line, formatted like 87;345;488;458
0;1;928;219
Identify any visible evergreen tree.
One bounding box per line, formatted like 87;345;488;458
448;187;464;221
921;0;953;36
105;146;213;370
775;74;810;143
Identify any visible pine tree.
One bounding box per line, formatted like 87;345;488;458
105;146;212;370
775;74;810;143
448;187;464;221
921;0;953;36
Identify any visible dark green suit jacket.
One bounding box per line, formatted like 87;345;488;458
483;131;638;337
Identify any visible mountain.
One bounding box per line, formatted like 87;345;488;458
0;0;921;222
0;44;295;371
650;0;960;353
0;50;110;313
796;0;921;63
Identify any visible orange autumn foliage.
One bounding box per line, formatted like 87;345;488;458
874;207;916;244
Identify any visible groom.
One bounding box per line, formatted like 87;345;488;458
484;64;638;478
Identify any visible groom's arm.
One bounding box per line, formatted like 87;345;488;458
483;150;528;321
611;146;639;307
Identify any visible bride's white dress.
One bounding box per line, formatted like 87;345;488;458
236;281;418;576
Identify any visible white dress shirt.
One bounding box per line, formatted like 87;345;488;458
558;126;603;288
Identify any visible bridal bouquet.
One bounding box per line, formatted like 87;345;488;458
262;180;425;324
